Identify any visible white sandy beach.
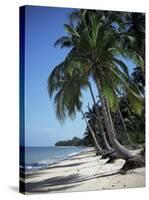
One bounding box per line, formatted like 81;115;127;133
23;149;145;194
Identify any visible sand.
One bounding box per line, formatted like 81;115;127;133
23;149;145;194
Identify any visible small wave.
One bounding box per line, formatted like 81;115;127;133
68;152;79;157
81;147;95;152
67;147;93;158
23;164;49;172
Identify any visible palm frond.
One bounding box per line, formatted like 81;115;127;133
54;87;66;123
64;24;81;38
54;36;73;48
113;58;129;77
108;66;143;115
99;73;118;111
48;61;66;97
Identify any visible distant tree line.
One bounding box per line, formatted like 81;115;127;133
55;136;88;146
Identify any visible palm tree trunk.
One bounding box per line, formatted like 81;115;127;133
81;109;103;154
104;97;117;137
117;106;132;145
88;82;111;151
96;79;133;160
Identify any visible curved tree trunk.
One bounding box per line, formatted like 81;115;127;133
81;109;103;154
117;106;132;145
104;97;117;137
88;82;111;151
96;79;133;160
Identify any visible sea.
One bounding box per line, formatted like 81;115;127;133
20;146;91;173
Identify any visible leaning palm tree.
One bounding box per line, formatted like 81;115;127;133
84;104;109;150
48;62;104;154
81;109;103;154
88;82;111;151
48;54;111;152
48;10;144;168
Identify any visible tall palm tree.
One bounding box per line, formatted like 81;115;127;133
48;61;104;153
48;10;144;164
88;82;111;150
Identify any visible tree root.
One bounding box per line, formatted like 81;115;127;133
105;153;119;164
120;155;145;174
95;151;102;156
100;150;115;159
100;150;121;164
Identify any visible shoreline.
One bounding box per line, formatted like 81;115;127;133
21;147;95;175
22;148;145;194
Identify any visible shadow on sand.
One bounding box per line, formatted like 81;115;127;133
25;161;86;179
24;170;119;193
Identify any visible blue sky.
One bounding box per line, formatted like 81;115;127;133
22;6;136;147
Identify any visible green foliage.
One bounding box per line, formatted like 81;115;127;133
127;90;143;116
131;67;145;95
114;96;145;145
54;36;72;48
48;9;145;147
128;132;145;144
100;74;118;111
55;137;84;146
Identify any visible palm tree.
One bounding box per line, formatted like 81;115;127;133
81;109;102;154
48;62;104;153
88;82;111;150
48;10;144;167
124;13;145;64
117;105;132;144
83;104;109;150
